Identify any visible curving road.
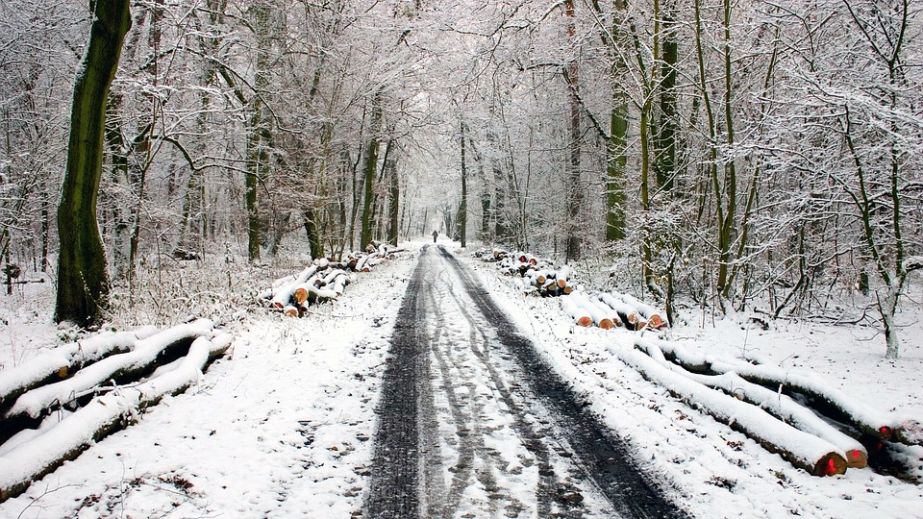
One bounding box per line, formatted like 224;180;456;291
365;245;686;518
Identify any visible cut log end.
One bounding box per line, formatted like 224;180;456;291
283;306;299;318
648;314;668;329
293;287;309;305
878;425;893;440
813;452;847;477
576;316;593;327
845;448;868;469
598;319;615;330
561;286;573;295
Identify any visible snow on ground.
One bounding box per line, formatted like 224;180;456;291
2;241;920;518
0;247;417;518
456;244;923;519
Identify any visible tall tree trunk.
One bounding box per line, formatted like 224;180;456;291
245;3;272;264
360;92;383;249
605;4;629;242
563;0;582;263
655;0;677;191
693;0;724;301
55;0;132;326
717;0;738;298
459;120;468;248
387;147;400;246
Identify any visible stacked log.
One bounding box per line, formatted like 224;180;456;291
0;322;231;502
617;345;849;477
476;247;578;297
474;246;667;331
262;245;405;318
623;336;923;477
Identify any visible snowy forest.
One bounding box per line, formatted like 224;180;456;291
1;1;923;517
1;0;920;353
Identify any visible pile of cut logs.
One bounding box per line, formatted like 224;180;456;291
262;242;404;317
475;247;668;331
622;337;923;477
561;291;668;331
0;320;230;501
475;248;576;297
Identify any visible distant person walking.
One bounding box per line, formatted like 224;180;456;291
432;230;438;243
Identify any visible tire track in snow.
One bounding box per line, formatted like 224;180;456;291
364;247;430;518
437;245;688;519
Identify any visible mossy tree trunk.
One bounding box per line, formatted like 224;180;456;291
654;0;677;192
459;120;468;248
605;0;629;242
360;92;383;249
55;0;132;327
563;0;582;263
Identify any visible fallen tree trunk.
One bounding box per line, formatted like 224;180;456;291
0;326;158;414
636;339;867;468
614;346;847;476
2;319;214;424
261;265;319;301
0;333;231;503
560;295;592;327
646;339;895;440
570;292;617;330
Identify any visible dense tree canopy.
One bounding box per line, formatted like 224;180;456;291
0;0;920;355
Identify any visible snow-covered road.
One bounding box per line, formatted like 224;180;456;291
6;242;919;518
365;245;684;518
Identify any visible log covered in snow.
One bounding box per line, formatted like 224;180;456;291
560;295;593;327
0;326;158;414
646;339;896;440
636;339;868;468
0;333;231;503
614;346;848;476
1;319;215;429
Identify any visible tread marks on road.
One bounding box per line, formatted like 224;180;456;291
364;248;428;519
437;245;688;519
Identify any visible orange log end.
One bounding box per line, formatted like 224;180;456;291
845;449;868;469
293;287;309;305
648;314;668;329
562;286;573;295
576;316;593;327
814;452;847;476
557;279;568;289
283;306;299;318
598;319;615;330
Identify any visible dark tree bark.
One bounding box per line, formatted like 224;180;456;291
563;0;582;263
387;148;400;246
654;0;677;191
360;92;383;249
459;120;468;248
55;0;132;326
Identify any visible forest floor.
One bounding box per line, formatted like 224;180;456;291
0;241;921;518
